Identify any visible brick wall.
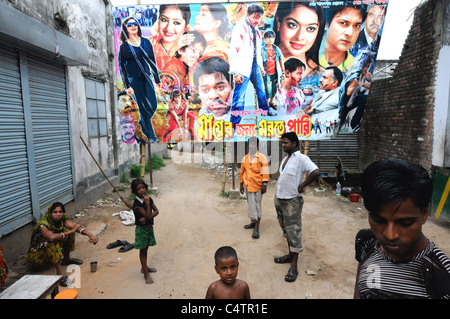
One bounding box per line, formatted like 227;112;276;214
359;0;440;170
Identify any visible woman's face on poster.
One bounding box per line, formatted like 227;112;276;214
277;5;319;59
326;7;362;52
158;7;187;43
194;5;218;34
126;19;139;36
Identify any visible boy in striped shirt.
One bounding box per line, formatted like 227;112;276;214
354;158;450;298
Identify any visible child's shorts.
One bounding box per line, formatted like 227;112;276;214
135;225;157;250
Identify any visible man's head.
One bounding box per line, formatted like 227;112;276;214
214;246;239;284
248;136;259;155
193;57;232;117
325;4;364;52
319;66;343;91
364;5;386;40
284;57;305;87
281;131;299;154
361;158;433;260
247;3;264;27
120;115;136;144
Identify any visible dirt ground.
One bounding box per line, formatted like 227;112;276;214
6;151;450;300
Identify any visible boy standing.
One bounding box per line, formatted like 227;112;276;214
240;137;269;239
354;158;450;298
205;246;251;299
261;30;285;109
131;178;159;284
273;57;306;116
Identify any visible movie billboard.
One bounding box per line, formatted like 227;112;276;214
113;1;388;144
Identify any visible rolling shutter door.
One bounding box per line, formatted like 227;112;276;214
27;54;74;212
0;48;34;234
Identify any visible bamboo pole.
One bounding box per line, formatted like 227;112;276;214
80;136;133;210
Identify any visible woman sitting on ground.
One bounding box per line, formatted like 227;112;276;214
26;202;98;287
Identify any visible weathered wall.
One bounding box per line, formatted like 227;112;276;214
359;0;442;170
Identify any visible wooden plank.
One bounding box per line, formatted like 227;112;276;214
0;275;61;299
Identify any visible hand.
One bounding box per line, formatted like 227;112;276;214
261;185;267;194
260;69;266;77
89;235;99;245
298;184;305;194
240;183;245;194
139;217;146;224
234;74;243;85
144;196;150;204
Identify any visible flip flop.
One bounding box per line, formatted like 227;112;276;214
61;258;83;265
274;255;292;264
285;268;298;282
118;243;135;252
106;240;128;249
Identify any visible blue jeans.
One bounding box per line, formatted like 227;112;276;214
129;74;158;140
231;59;269;126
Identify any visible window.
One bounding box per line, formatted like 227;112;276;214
85;78;107;137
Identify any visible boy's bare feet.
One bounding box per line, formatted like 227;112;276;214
141;266;157;273
144;273;154;284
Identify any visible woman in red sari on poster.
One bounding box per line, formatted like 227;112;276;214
162;90;196;142
149;4;194;70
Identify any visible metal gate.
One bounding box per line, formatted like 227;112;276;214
0;47;74;236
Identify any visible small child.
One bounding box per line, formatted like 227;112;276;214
205;246;251;299
131;178;159;284
261;30;285;109
273;57;306;116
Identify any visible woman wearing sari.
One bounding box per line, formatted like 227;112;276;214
26;202;98;287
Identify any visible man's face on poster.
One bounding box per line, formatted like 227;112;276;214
319;69;338;91
365;5;385;39
327;7;363;52
118;94;133;116
121;122;136;143
198;72;232;117
248;12;263;27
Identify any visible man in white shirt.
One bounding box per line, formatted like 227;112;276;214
274;132;320;282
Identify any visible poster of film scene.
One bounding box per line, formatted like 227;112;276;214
114;1;388;144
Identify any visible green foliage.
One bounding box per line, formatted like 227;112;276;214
130;156;167;178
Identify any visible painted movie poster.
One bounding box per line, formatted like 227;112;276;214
113;1;388;144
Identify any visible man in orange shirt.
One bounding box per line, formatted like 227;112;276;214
240;137;269;239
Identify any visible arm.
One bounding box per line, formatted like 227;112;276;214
298;168;320;193
240;159;246;194
353;263;361;299
260;154;269;195
205;282;215;299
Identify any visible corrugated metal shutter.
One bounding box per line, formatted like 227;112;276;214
307;133;360;176
0;48;34;234
27;54;74;212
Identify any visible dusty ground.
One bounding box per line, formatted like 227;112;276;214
5;151;450;300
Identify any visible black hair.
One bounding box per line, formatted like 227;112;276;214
281;131;299;148
214;246;238;265
284;57;305;73
325;66;343;86
120;17;143;43
192;56;231;88
175;31;207;59
325;2;365;26
159;4;191;27
264;30;275;38
361;158;433;215
203;3;230;39
273;2;325;69
50;202;65;213
131;178;148;195
247;3;264;16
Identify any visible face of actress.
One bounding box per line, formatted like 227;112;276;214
326;8;362;52
126;19;139;36
194;5;216;34
199;72;232;117
159;7;187;43
277;6;319;59
180;42;205;67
